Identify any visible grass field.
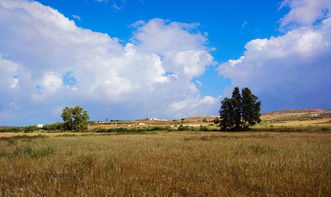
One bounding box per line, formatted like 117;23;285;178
0;131;330;196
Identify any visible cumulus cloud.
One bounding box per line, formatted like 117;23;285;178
219;15;331;112
280;0;331;28
0;0;218;125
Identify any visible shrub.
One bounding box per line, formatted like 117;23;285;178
22;126;39;133
0;127;23;132
177;125;195;131
43;122;65;131
199;125;209;131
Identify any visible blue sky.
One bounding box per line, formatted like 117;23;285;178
0;0;330;125
37;0;285;57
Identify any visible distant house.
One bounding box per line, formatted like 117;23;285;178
149;118;167;121
36;124;44;128
138;123;146;125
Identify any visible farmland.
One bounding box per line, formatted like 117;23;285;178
0;109;330;196
89;109;331;130
0;131;330;196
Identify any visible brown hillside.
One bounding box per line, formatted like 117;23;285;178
265;109;329;115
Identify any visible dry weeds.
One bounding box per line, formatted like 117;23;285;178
0;131;330;196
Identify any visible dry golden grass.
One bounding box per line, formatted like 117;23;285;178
269;118;331;126
0;132;90;138
261;109;331;121
0;131;330;196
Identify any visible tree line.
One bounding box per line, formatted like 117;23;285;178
59;87;261;131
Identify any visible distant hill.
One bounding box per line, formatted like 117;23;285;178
181;116;217;122
265;109;330;115
261;109;331;123
180;109;331;125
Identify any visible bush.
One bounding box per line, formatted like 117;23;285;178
148;126;171;131
0;127;23;132
43;122;65;131
22;126;39;133
0;126;39;133
199;125;209;131
177;125;196;131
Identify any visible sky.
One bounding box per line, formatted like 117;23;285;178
0;0;330;126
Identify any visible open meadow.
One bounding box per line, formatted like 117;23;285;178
0;130;330;196
2;0;331;196
1;109;330;196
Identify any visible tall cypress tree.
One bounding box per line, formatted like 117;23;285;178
241;88;261;129
219;98;235;130
231;87;242;130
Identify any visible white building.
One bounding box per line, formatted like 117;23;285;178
36;124;44;128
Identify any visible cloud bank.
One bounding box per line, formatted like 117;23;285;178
0;0;218;125
2;0;330;125
219;0;331;112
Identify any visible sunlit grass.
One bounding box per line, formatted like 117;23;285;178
0;131;330;196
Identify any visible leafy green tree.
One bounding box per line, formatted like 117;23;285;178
61;106;90;131
218;87;261;131
61;107;73;130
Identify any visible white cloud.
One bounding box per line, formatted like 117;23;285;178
133;19;205;54
0;56;21;91
95;0;108;3
280;0;331;28
219;17;331;112
0;0;218;125
94;0;123;11
41;72;63;92
72;14;81;21
167;96;219;119
111;2;121;11
242;21;248;28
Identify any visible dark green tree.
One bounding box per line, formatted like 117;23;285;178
231;87;242;129
61;106;90;131
219;98;236;130
218;87;261;131
241;88;261;129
